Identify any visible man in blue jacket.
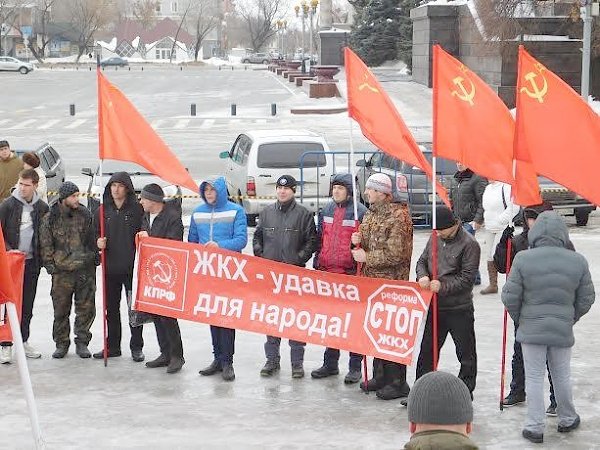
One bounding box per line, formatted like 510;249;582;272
189;177;247;381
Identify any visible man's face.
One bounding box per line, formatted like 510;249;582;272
527;217;536;229
110;181;127;201
276;185;295;203
140;197;154;213
332;184;348;203
364;187;387;205
18;177;37;202
204;184;217;205
0;145;11;161
62;192;80;209
456;162;467;172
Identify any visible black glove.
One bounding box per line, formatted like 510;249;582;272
500;226;514;244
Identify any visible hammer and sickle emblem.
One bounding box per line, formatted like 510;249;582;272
152;260;172;284
451;76;476;106
358;73;379;93
520;64;548;103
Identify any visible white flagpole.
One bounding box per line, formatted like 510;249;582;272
6;301;45;449
348;118;359;222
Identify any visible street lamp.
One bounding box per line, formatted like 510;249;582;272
309;0;318;65
276;19;288;58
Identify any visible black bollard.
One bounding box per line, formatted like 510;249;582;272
128;66;131;71
231;104;237;116
89;66;92;71
180;66;183;71
219;66;221;71
69;104;75;116
271;103;277;116
191;104;196;116
231;65;234;71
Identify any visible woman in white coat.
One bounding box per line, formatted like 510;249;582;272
480;180;520;294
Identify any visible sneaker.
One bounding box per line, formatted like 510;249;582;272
292;364;305;379
0;346;12;364
23;342;42;359
199;359;222;376
311;365;339;379
93;349;122;359
558;415;580;433
222;364;235;382
146;354;169;368
260;360;280;377
522;429;543;444
546;404;558;417
166;357;185;374
344;370;362;384
503;392;526;407
75;343;91;358
131;349;145;362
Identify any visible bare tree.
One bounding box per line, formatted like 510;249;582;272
27;0;56;62
131;0;159;28
68;0;115;62
238;0;284;52
187;0;218;61
0;0;25;56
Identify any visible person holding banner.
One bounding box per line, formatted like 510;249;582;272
0;169;48;363
139;184;186;374
414;205;480;397
93;172;145;362
350;173;413;400
254;175;317;379
190;177;247;382
40;181;98;359
311;173;367;384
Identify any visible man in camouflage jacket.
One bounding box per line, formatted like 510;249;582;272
351;173;413;400
40;182;98;359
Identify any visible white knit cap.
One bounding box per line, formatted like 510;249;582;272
365;173;392;194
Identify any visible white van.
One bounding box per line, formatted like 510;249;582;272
219;129;334;225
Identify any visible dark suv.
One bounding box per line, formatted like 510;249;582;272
538;178;596;226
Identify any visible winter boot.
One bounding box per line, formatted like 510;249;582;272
166;357;185;374
311;365;339;379
75;343;91;358
480;261;498;295
199;359;222;376
222;364;236;382
260;360;280;377
375;382;410;401
52;344;69;359
344;370;362;384
360;377;384;392
146;354;170;368
291;363;305;379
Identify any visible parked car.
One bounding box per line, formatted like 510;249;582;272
219;129;335;225
100;57;128;68
15;143;65;204
355;146;457;223
81;160;182;212
0;56;34;74
538;178;596;226
241;53;270;64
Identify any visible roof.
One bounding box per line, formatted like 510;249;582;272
113;18;195;48
243;129;322;139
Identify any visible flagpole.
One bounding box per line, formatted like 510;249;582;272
431;45;440;372
6;301;45;449
97;56;108;367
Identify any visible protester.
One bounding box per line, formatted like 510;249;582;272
351;173;413;400
253;174;317;379
21;152;47;204
450;163;487;285
311;173;367;384
93;172;145;362
502;211;595;444
40;181;98;359
404;370;478;450
0;140;24;202
139;184;186;374
479;180;519;295
0;169;48;363
413;205;480;398
190;177;247;381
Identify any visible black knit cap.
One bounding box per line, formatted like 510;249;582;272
435;205;457;230
0;140;9;149
141;183;164;203
58;181;80;201
276;175;297;192
523;201;553;221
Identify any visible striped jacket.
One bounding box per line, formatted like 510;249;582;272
188;177;248;252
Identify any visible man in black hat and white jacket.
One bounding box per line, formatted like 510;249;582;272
253;174;318;379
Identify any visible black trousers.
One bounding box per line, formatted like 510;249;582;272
153;316;183;360
372;358;407;388
105;273;143;352
1;258;39;346
416;306;478;393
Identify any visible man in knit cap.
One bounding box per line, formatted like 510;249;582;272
351;172;413;400
40;181;98;359
404;371;478;449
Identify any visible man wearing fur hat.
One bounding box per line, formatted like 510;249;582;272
253;174;317;379
414;205;480;397
40;181;98;359
350;172;414;400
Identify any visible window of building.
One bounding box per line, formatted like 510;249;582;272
171;2;178;12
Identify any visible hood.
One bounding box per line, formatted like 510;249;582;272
331;173;354;197
12;188;39;206
103;171;136;205
528;211;570;249
200;176;228;209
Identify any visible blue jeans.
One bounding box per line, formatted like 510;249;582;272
210;325;235;365
323;347;363;372
462;223;481;284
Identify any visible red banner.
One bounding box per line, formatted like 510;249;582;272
0;252;26;342
133;237;432;365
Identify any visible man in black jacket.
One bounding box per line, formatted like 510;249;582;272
414;206;481;396
138;184;185;374
0;169;48;364
253;175;317;378
93;172;145;361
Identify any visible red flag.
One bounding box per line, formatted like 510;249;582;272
345;47;450;206
514;46;600;206
97;71;198;193
0;225;17;304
